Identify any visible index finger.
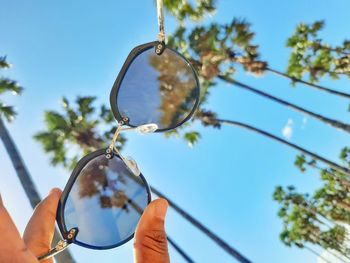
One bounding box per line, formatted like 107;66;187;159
23;188;62;260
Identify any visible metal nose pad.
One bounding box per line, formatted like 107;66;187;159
124;156;140;176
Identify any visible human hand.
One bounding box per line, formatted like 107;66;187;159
0;189;170;263
0;188;62;263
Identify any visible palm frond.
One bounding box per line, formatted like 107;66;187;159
33;131;67;166
0;102;16;122
76;96;96;117
0;56;10;69
44;111;70;132
0;78;23;95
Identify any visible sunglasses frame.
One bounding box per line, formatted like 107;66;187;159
39;40;200;260
55;148;152;250
110;41;200;132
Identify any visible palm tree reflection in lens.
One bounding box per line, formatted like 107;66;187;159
148;49;198;128
62;124;156;248
77;154;145;214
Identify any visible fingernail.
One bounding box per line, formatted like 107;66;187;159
49;188;62;196
154;198;168;220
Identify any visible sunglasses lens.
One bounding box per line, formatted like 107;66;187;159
62;152;149;248
115;46;199;131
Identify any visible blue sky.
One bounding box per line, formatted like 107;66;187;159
1;0;350;262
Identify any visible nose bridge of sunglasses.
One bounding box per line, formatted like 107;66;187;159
135;123;158;134
108;123;157;175
110;122;157;149
118;123;158;175
118;123;158;134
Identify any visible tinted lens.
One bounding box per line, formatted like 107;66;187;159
116;46;199;130
63;153;149;248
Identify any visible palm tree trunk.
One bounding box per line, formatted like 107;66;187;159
151;187;252;263
309;233;350;262
167;237;195;263
197;113;350;176
0;117;76;263
218;118;350;176
266;67;350;99
217;75;350;134
227;52;350;99
304;245;333;263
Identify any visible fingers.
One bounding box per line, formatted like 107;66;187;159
134;198;170;263
23;188;62;262
0;193;28;255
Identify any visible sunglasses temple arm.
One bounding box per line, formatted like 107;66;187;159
37;239;71;261
156;0;165;42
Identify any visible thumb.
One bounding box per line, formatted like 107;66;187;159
134;198;170;263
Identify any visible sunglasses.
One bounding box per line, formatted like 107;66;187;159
38;2;200;261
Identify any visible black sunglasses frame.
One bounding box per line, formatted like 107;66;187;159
40;41;200;260
55;148;152;250
110;41;200;132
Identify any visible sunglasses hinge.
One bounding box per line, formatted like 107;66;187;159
155;41;165;55
37;228;78;261
105;147;114;159
120;117;129;125
66;227;78;242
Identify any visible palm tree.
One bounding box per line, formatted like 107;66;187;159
226;52;350;100
168;22;350;134
274;186;350;261
0;57;23;121
219;20;350;99
285;20;350;83
265;67;350;99
164;5;350;260
195;110;350;176
0;56;75;263
218;75;350;134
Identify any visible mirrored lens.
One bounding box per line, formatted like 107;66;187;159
116;47;199;130
63;153;149;248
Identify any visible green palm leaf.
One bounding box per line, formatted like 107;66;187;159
0;78;23;95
